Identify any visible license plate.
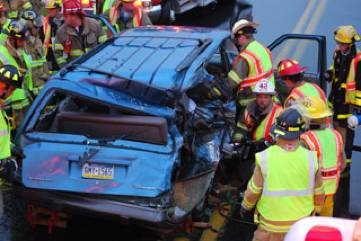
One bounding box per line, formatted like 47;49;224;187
82;163;114;180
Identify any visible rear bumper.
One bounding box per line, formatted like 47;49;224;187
15;185;172;225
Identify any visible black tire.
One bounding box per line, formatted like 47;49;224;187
158;0;172;25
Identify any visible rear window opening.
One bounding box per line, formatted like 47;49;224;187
33;92;168;145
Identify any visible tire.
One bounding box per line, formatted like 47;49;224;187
158;0;172;25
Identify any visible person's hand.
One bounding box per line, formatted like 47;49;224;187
222;143;234;157
239;206;248;219
11;145;25;159
0;158;18;181
324;70;334;82
348;115;359;130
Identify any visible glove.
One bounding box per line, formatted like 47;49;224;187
0;158;18;181
239;206;248;219
324;70;334;82
222;143;235;157
11;145;25;159
348;115;359;130
239;206;253;221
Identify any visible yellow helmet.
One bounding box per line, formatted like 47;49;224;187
334;25;361;44
44;0;63;9
299;96;332;120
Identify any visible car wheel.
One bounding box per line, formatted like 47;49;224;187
158;0;172;25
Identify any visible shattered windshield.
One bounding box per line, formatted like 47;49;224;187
32;91;169;145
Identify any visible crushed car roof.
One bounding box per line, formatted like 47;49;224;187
56;26;229;94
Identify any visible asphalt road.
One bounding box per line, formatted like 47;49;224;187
2;1;361;240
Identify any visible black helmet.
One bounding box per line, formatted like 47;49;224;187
0;65;23;88
22;10;37;22
270;108;305;140
7;19;30;40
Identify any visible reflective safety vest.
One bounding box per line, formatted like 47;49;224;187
301;128;343;195
285;82;327;107
102;0;115;14
256;145;318;225
346;52;361;106
244;104;283;141
0;110;11;160
0;45;33;110
228;40;274;89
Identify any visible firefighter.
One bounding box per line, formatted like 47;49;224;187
278;59;327;107
299;96;345;217
326;25;360;217
240;108;324;241
230;78;282;190
0;65;23;218
0;65;22;160
22;10;48;95
0;0;32;43
2;0;32;20
106;0;152;32
233;78;283;143
42;0;64;74
54;0;107;67
346;51;361;129
0;19;34;128
226;19;274;117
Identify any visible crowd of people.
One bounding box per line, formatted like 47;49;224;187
225;19;361;241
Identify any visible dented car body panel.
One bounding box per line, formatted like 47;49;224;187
16;26;232;227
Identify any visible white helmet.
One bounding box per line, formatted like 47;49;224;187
231;19;259;39
253;79;275;95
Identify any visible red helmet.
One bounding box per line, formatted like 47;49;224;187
277;59;308;77
63;0;84;15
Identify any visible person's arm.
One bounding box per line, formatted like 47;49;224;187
53;30;67;68
241;164;263;210
334;129;347;171
233;108;250;142
227;57;249;91
313;159;325;214
95;20;107;44
140;10;153;26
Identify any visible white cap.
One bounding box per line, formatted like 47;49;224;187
253;79;275;95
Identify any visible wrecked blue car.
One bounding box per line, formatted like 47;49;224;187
15;26;237;228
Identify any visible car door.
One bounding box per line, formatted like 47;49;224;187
267;34;327;103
